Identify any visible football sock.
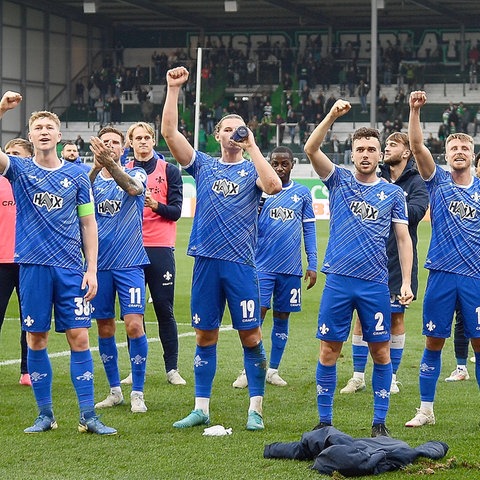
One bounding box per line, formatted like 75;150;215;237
244;341;267;397
70;349;95;412
419;348;441;402
194;344;217;398
98;335;120;388
352;334;368;374
390;333;405;374
130;334;148;392
27;347;53;413
316;362;336;425
269;317;289;369
372;362;392;424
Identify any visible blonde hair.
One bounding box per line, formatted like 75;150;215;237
214;114;245;136
128;122;155;143
446;132;474;150
28;110;61;130
4;138;34;157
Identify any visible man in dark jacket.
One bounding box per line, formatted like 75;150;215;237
340;132;429;396
264;426;448;477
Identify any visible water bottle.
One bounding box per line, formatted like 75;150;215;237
230;126;249;142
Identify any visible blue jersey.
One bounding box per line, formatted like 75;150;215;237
321;166;408;284
424;165;480;278
92;167;149;270
4;156;93;270
256;181;317;276
185;150;261;266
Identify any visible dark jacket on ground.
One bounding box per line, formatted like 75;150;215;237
264;426;448;477
379;159;429;297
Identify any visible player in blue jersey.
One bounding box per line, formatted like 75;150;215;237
304;99;414;438
405;91;480;428
88;127;150;414
162;66;281;431
232;146;317;389
0;91;116;435
340;132;429;395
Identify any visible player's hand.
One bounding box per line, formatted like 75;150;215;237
166;67;189;87
409;91;427;110
304;270;317;290
89;136;114;167
82;270;98;302
330;99;351;119
0;91;22;114
144;189;159;210
397;284;413;306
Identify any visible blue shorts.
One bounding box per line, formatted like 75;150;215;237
390;294;406;314
317;274;391;343
91;267;146;319
191;257;261;331
20;264;91;333
423;270;480;338
258;271;301;312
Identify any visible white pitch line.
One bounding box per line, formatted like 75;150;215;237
0;325;234;366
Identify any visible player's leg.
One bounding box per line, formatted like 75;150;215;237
390;307;406;393
173;258;221;428
405;271;454;428
315;274;353;427
266;274;301;387
358;280;392;436
445;305;470;381
20;265;57;433
226;261;265;430
340;317;367;394
116;268;148;413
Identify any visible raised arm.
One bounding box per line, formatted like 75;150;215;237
0;91;23;173
408;91;435;179
161;67;195;166
304;99;351;178
89;137;144;196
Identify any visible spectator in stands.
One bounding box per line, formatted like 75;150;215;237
393;88;406;119
110;96;122;124
297;114;309;146
248;115;259;140
75;135;85;156
346;66;357;97
259;117;270;151
75;81;85;110
94;96;105;127
274;114;286;145
473;106;480;137
343;134;352;165
330;134;341;165
325;93;336;115
378;94;389;124
114;40;124;67
469;59;478;91
286;105;297;144
358;79;369;114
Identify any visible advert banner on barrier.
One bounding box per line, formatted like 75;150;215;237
181;176;431;221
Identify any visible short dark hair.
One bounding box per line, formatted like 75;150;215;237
98;126;125;143
353;127;381;144
270;146;294;163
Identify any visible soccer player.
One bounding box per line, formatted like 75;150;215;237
340;132;429;395
304;99;413;438
162;66;281;430
233;146;317;388
88;127;150;413
0;91;116;435
405;91;480;428
0;138;34;386
124;121;186;386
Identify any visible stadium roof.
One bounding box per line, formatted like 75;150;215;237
18;0;480;32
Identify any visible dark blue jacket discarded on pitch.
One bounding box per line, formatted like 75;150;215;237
264;426;448;477
378;159;429;298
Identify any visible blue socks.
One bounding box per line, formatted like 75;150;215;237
194;344;217;398
70;349;95;413
270;317;289;369
372;362;392;424
316;362;336;424
419;349;441;402
27;347;53;415
98;336;120;388
130;334;148;392
244;341;267;397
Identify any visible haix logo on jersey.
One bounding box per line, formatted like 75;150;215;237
270;206;294;222
32;192;63;211
212;179;239;197
350;201;378;220
448;201;476;219
97;199;121;215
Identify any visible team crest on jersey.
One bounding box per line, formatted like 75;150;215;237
60;177;72;188
270;206;294;222
32;192;63;211
350;201;378;220
212;179;239;197
448;201;476;219
237;168;248;177
97;199;121;215
376;190;388;201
